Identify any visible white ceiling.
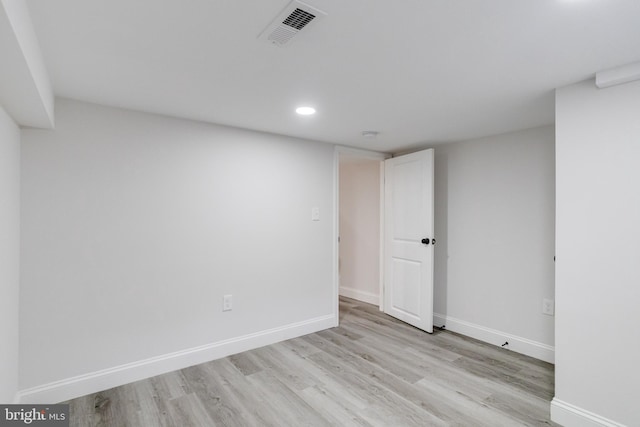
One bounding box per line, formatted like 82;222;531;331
25;0;640;153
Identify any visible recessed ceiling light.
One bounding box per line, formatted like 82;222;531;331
296;106;316;115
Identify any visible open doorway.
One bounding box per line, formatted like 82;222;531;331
337;148;386;309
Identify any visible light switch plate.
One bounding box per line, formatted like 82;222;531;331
223;295;233;312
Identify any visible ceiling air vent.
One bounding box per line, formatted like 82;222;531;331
258;1;327;47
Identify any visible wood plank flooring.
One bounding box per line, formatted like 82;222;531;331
64;297;559;426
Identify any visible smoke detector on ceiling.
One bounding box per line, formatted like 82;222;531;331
258;0;327;47
362;131;379;139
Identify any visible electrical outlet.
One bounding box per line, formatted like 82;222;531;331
311;207;320;221
542;298;554;316
223;295;233;312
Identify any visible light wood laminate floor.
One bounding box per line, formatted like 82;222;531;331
65;297;559;426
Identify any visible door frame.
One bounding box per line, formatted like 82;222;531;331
334;146;390;321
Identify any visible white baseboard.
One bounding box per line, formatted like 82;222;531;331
339;287;379;306
551;398;627;427
433;313;554;364
17;314;336;404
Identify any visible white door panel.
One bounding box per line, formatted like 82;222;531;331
384;149;434;332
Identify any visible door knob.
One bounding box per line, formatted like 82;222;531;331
421;238;430;245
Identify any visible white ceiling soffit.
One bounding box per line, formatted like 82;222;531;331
258;0;327;47
0;0;54;128
596;61;640;89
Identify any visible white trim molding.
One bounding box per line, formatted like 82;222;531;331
333;148;341;328
551;398;628;427
339;286;380;306
335;145;390;161
433;313;555;364
17;314;335;404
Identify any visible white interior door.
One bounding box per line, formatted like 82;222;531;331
384;149;434;333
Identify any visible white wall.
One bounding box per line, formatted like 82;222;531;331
0;103;20;403
19;98;336;401
552;79;640;427
433;126;556;362
339;159;381;305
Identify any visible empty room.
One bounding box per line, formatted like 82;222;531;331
1;0;639;426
